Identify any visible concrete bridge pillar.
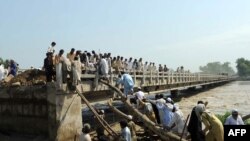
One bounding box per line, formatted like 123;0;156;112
202;85;208;90
187;87;196;92
170;90;179;98
47;83;82;141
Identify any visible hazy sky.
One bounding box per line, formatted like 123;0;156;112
1;0;250;72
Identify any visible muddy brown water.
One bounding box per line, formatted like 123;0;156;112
178;81;250;117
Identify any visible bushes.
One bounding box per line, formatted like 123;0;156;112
216;111;231;124
245;119;250;125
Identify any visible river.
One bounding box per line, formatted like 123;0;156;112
178;81;250;117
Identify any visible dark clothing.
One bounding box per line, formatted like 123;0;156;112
187;107;205;141
150;101;160;124
9;63;17;76
44;57;54;82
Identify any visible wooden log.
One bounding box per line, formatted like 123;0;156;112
107;98;131;121
242;114;250;121
100;80;187;141
76;87;118;137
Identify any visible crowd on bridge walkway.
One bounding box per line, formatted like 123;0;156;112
42;41;191;89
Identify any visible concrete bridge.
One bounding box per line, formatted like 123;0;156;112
81;70;235;102
0;70;235;141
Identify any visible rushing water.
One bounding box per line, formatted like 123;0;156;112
178;81;250;117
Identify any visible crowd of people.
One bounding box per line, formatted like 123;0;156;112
2;42;244;141
43;42;191;89
110;72;245;141
80;90;245;141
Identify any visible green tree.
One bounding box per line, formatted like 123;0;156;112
236;58;250;77
199;62;235;75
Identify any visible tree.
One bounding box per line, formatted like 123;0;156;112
236;58;250;77
199;62;235;75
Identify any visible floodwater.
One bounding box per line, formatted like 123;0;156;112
178;81;250;117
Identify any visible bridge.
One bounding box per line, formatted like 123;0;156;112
80;70;235;102
0;69;236;141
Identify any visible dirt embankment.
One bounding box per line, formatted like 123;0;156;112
1;69;47;87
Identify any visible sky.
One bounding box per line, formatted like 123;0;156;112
1;0;250;72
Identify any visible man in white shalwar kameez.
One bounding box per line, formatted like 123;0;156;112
225;109;244;125
168;104;186;135
55;49;65;90
99;57;109;78
72;56;83;86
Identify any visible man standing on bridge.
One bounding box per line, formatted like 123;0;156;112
116;72;134;97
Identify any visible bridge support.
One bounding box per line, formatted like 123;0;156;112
170;90;179;98
48;83;83;141
187;87;196;92
202;85;209;90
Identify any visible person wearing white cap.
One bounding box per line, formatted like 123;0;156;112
224;109;244;125
127;115;137;141
150;96;174;127
134;87;145;108
166;97;174;105
167;104;186;135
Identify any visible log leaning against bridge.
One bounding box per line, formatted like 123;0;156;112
107;98;131;121
76;86;119;138
100;80;188;141
243;114;250;121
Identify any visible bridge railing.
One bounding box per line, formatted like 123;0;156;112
16;68;232;87
81;68;232;87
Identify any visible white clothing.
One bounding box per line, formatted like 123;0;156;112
89;55;96;64
47;46;55;53
79;133;92;141
150;98;166;124
169;110;185;134
152;66;157;72
147;65;152;72
156;98;166;109
225;115;244;125
137;61;143;71
127;61;133;71
143;64;148;72
0;64;5;80
64;58;72;71
56;55;65;89
135;91;145;100
99;58;109;76
121;127;132;141
135;90;145;108
4;69;8;78
72;60;82;85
